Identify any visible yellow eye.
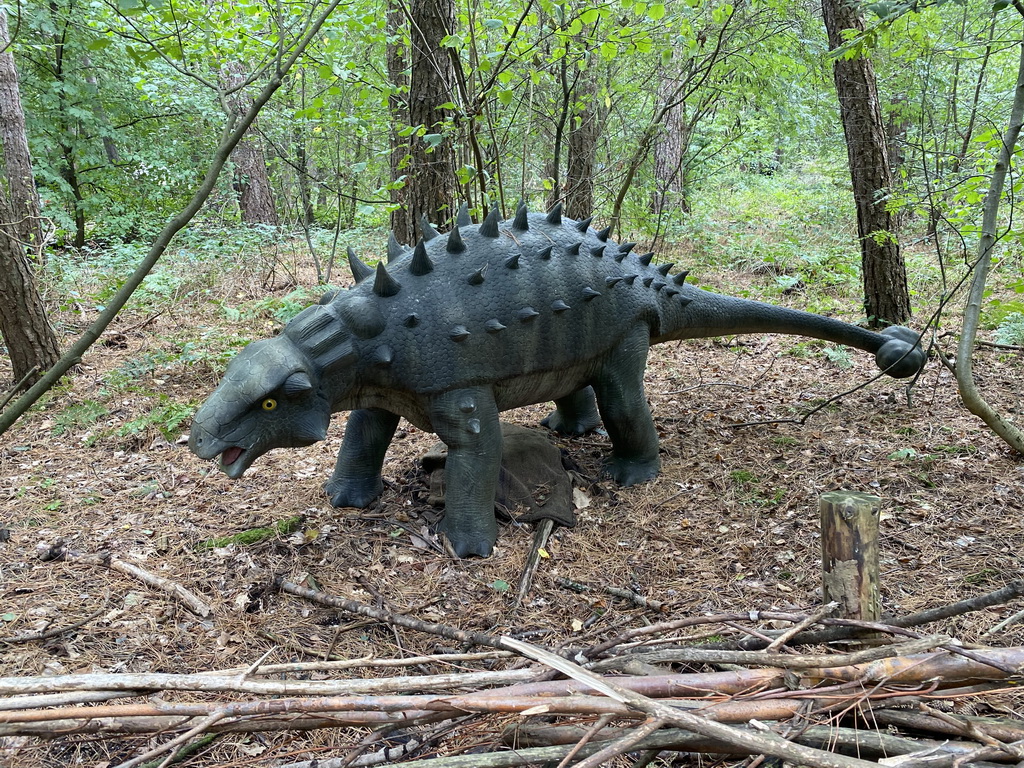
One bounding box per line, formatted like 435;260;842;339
262;398;277;411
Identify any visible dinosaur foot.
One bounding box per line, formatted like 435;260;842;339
324;475;383;508
437;516;498;558
541;410;603;436
604;455;661;487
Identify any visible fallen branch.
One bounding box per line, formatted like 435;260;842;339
501;636;880;768
39;543;212;618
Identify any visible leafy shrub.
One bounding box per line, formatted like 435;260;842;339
995;312;1024;345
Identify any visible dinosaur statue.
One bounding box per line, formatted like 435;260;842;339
189;202;926;557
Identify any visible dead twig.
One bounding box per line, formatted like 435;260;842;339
765;602;838;652
516;518;554;607
277;577;519;652
555;576;668;612
0;607;107;645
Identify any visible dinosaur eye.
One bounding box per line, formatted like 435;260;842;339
262;398;277;411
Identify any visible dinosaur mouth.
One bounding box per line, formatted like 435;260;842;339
221;446;246;469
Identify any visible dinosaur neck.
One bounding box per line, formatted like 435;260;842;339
654;287;887;354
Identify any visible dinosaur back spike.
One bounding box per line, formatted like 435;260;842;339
538;245;553;260
387;232;405;263
456;202;472;227
656;263;673;276
512;202;529;231
485;319;506;333
582;287;601;301
449;325;471;342
551;299;571;312
479;207;500;238
447;224;466;254
409;240;434;276
566;241;582;256
545;202;563;225
373;262;401;297
673;271;689;286
467;267;486;286
591;245;606;258
575;216;593;232
639;253;654;267
505;254;521;269
347;247;374;283
596;226;611;242
420;214;439;241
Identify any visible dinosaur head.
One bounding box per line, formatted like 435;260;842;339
189;337;331;478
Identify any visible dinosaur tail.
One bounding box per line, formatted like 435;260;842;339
654;286;926;379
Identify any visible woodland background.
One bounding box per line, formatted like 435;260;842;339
2;0;1024;767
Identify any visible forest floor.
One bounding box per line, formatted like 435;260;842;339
2;225;1024;767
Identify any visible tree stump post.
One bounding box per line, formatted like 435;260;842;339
819;491;881;622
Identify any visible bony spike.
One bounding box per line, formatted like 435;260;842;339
409;240;434;276
348;247;374;283
373;262;402;297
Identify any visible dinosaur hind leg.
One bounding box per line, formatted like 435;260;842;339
325;408;400;507
541;386;602;435
593;326;661;487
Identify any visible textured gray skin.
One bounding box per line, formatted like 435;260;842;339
190;203;926;557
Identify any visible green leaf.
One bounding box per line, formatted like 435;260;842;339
490;579;510;593
580;8;600;23
87;38;114;52
647;3;666;19
422;133;443;149
483;18;504;29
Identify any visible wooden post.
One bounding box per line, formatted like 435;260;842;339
819;491;881;622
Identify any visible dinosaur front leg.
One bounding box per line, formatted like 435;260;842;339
428;387;502;558
325;408;400;508
593;326;661;486
541;386;603;435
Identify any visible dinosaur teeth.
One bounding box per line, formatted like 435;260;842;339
656;263;673;276
347;247;374;283
551;299;571;312
638;252;654;267
566;241;582;256
606;276;623;287
467;267;486;285
456;202;472;227
449;325;471;342
591;245;606;258
517;307;539;322
575;216;593;232
505;254;521;269
420;214;439;241
409;239;434;276
485;319;506;333
538;246;553;260
673;271;689;286
512;202;529;231
387;232;405;263
545;202;563;225
582;287;601;301
373;262;402;297
596;226;612;241
403;313;420;327
446;224;466;254
479;207;500;238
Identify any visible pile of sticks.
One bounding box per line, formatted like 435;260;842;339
2;578;1024;768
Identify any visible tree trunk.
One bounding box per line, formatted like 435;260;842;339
387;0;412;243
224;63;279;227
0;11;44;257
651;69;692;217
564;68;599;220
821;0;910;327
390;0;457;244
